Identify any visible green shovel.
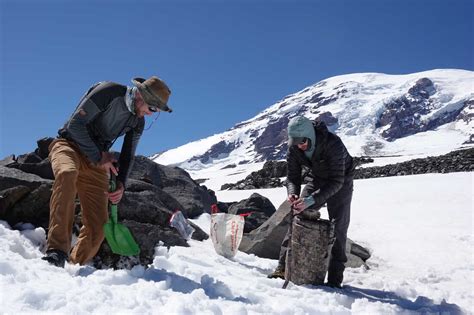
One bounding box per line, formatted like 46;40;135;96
103;172;140;256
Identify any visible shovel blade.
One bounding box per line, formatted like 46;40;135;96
103;220;140;256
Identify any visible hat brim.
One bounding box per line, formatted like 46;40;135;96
288;137;306;146
132;78;173;113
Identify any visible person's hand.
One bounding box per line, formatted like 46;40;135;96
108;180;124;204
292;196;315;214
97;152;118;175
288;194;298;204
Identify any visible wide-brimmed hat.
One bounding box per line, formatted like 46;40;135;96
132;76;173;113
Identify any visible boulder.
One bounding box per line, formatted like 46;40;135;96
9;183;52;229
227;193;277;233
128;156;217;218
0;186;31;219
95;218;208;269
0;165;52;191
239;200;293;259
159;165;217;218
35;137;55;159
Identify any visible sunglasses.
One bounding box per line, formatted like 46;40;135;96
148;105;160;112
295;138;308;145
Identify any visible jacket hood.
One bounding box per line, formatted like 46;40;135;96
288;116;316;158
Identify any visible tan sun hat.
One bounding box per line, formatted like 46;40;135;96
132;76;173;112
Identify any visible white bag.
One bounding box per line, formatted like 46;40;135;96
210;213;245;258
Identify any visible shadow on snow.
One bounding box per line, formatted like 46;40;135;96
142;267;253;304
322;285;463;314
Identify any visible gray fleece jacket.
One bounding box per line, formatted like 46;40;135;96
58;81;144;185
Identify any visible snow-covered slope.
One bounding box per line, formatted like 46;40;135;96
1;172;472;313
153;69;473;171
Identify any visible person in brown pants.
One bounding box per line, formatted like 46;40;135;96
42;76;173;267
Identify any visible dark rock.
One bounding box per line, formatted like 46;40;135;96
96;220;188;268
316;112;338;126
240;212;271;233
349;240;371;261
9;183;52;229
17;159;54;180
227;193;276;233
17;152;43;164
128;155;163;187
307;91;338;107
0;165;52;191
0;155;17;167
0;186;31;218
239;200;293;259
408;78;435;99
354;148;474;179
228;193;276;217
254;116;289;161
353;156;374;168
220;160;286;190
194;178;208;184
126;155;216;218
221;164;236;169
159;165;217;218
190;140;238;164
215;201;232;213
35;137;55;159
375;78;466;141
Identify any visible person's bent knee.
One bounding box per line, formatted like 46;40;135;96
55;169;78;181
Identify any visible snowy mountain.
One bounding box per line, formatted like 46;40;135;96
153;69;473;171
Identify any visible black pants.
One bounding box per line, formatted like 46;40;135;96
278;179;353;284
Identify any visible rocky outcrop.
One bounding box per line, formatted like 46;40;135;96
376;78;468;141
239;200;370;268
221;148;473;190
254;116;289;161
189;140;239;164
0;139;214;269
354;148;474;179
221;160;287;190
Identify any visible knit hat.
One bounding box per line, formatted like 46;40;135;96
132;76;173;113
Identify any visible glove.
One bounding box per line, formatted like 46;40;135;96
293;195;315;214
288;194;298;203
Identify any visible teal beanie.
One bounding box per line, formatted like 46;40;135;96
288;116;316;159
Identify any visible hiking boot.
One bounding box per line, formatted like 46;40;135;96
324;282;343;289
267;266;285;279
42;249;68;268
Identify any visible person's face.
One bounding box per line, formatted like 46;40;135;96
135;92;158;118
296;138;309;151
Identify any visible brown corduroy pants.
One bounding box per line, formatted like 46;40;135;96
47;139;109;265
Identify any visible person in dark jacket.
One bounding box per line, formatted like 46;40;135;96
42;76;172;267
268;116;355;288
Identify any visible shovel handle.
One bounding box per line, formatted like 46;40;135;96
283;206;296;289
109;170;117;193
109;167;118;223
110;204;118;224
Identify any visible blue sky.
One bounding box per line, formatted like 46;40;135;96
1;0;473;158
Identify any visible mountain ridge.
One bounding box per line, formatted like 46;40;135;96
153;69;473;170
